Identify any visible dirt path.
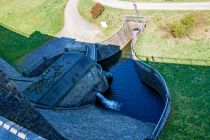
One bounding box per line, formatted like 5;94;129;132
57;0;99;42
97;0;210;10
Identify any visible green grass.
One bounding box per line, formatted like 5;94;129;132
78;0;133;39
0;0;67;67
145;61;210;140
78;0;210;65
78;0;210;139
136;12;210;66
122;0;210;2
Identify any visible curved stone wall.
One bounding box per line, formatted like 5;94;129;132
131;50;171;139
131;28;171;139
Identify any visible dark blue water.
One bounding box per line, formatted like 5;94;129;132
99;50;164;123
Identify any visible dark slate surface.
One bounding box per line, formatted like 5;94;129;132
97;44;120;61
0;58;37;92
38;55;94;106
24;52;84;103
19;37;75;70
23;50;65;77
24;52;98;108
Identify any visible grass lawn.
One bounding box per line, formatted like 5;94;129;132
78;0;210;139
145;61;210;139
122;0;210;2
0;0;67;67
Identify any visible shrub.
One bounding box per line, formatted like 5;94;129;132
90;3;105;19
170;21;186;37
170;14;197;38
181;14;197;32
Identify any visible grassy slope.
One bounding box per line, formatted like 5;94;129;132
136;12;210;66
78;0;210;139
0;0;67;66
146;61;210;140
122;0;210;2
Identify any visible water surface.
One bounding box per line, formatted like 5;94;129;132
99;46;164;123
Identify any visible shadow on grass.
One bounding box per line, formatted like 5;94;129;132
144;60;210;139
0;25;52;68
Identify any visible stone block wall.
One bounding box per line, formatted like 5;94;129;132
129;18;171;139
97;17;144;61
0;70;65;140
0;115;45;140
59;65;103;108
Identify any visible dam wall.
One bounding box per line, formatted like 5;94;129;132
0;70;65;140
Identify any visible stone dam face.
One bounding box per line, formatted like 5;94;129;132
0;16;171;140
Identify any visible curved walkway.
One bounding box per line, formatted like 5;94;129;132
57;0;99;42
97;0;210;10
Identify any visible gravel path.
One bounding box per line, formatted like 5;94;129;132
57;0;99;42
97;0;210;10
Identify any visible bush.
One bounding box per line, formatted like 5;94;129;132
181;14;197;32
170;21;186;37
170;14;197;38
90;3;105;19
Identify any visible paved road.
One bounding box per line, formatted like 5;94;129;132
97;0;210;10
57;0;99;42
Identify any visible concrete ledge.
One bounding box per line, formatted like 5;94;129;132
0;116;45;140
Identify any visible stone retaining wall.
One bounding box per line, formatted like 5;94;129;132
0;115;45;140
0;70;65;140
59;66;103;108
131;27;171;139
97;16;146;61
